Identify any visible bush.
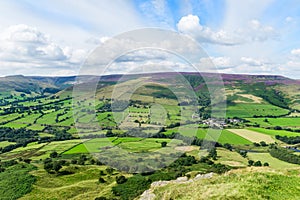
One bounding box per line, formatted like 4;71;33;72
254;161;262;166
50;151;58;158
112;175;150;200
248;160;254;166
116;175;127;184
98;177;106;183
161;141;167;147
223;143;233;151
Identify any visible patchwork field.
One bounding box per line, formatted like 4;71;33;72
227;129;276;143
166;126;252;145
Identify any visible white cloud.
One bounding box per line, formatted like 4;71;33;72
245;19;278;42
285;16;294;23
177;15;277;46
291;48;300;56
177;15;239;45
0;24;88;76
198;56;233;69
240;57;263;66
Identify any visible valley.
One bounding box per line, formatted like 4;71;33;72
0;72;299;200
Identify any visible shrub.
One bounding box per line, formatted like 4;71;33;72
116;175;127;184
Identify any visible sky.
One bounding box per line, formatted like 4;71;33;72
0;0;300;78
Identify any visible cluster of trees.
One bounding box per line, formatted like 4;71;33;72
269;146;300;165
248;160;269;167
275;135;300;145
253;141;268;147
0;128;39;153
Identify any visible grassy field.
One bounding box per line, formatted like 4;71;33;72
152;168;300;200
228;129;276;143
245;117;300;127
226;103;289;118
247;128;300;137
247;152;299;169
2;122;28;129
0;141;16;148
63;138;115;154
166;126;252;145
2;140;84;160
216;148;248;167
20;165;123;200
117;138;172;153
64;137;175;154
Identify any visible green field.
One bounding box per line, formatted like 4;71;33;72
226;103;289;118
166;126;252;145
216;148;248;167
247;152;299;169
2;122;28;129
64;137;174;154
0;141;16;148
246;117;300;127
247;128;300;137
63;138;114;154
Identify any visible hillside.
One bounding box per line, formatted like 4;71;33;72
0;72;299;200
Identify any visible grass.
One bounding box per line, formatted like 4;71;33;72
64;138;174;154
0;164;36;200
1;122;28;129
247;152;299;169
166;126;252;145
245;117;300;127
247;128;300;137
228;129;276;143
118;138;172;153
63;138;115;154
226;103;289;118
0;113;20;123
216;148;248;167
20;165;122;200
152;167;300;200
13;113;41;124
27;124;45;131
0;141;16;148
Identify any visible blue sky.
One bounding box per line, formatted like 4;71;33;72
0;0;299;78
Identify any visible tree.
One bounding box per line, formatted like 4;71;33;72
53;162;62;173
99;170;105;176
259;141;268;147
254;161;262;167
116;175;127;184
161;141;167;147
106;167;114;175
263;162;269;166
95;197;107;200
223;143;232;151
50;151;58;158
44;162;53;173
24;158;31;164
208;147;217;160
98;177;106;183
248;160;254;166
